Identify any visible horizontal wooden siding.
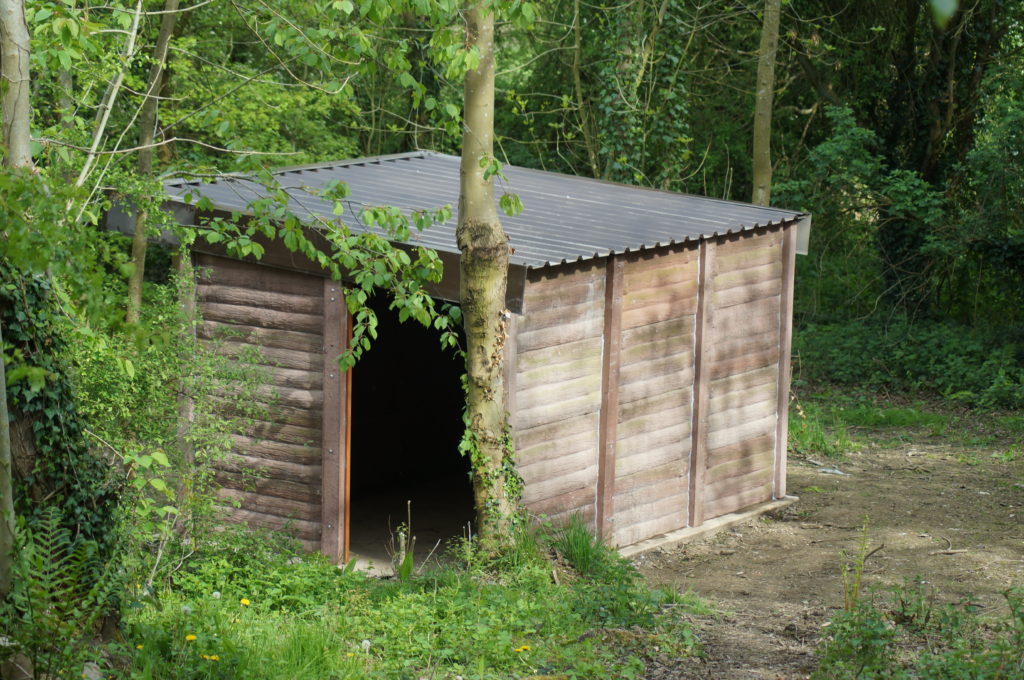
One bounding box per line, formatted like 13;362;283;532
611;247;698;547
513;263;606;528
702;230;783;520
195;254;324;550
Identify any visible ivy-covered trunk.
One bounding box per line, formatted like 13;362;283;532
457;1;518;552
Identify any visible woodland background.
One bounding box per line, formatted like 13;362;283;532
0;0;1023;677
7;0;1024;404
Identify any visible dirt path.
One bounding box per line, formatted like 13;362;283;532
636;439;1024;679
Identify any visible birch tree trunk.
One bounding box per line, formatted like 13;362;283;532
1;0;31;167
751;0;780;206
127;0;181;324
0;0;32;602
457;2;517;552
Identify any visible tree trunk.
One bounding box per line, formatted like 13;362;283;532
571;0;600;178
0;0;31;167
126;0;180;324
457;2;517;552
0;321;15;600
0;0;31;604
751;0;780;206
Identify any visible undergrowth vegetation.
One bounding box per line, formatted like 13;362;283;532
794;319;1024;410
4;518;702;679
126;523;699;679
786;388;1024;461
815;582;1024;679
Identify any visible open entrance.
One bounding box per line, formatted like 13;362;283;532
348;293;473;571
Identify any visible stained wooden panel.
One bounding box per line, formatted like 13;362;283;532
213;398;319;429
217;488;321;522
201;302;321;334
198;321;322;353
196;253;322;296
209;340;323;372
612;247;698;547
514;266;605;526
700;229;783;522
199;255;326;551
198;284;324;315
217;453;323;485
218;506;321;542
241;419;321;447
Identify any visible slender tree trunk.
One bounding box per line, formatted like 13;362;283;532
75;0;144;190
458;2;517;552
571;0;600;178
751;0;780;206
0;321;14;600
0;0;32;605
1;0;31;167
127;0;180;324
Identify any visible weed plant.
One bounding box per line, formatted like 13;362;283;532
816;582;1024;679
789;399;856;459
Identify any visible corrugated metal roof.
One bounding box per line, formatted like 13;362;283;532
165;151;806;269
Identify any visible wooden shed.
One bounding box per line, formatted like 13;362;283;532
156;151;811;560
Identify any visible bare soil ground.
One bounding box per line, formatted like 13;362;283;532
635;435;1024;679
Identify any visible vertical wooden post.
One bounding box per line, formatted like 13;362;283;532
596;256;624;542
688;240;716;528
343;317;353;563
502;313;518;436
320;280;348;563
774;225;797;498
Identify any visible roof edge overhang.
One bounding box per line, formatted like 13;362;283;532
519;213;811;273
106;199;528;313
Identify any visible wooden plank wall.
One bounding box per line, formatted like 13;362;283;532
513;263;607;528
611;246;699;547
701;229;784;520
195;254;326;551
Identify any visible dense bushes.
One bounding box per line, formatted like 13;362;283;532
794;319;1024;409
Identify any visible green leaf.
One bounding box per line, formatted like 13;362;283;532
500;193;524;217
151;451;170;467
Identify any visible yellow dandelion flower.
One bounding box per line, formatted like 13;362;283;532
185;634;197;642
346;652;355;658
240;598;251;606
136;644;144;650
514;645;531;652
201;655;210;660
210;656;220;661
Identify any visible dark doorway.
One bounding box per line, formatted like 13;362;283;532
348;293;473;571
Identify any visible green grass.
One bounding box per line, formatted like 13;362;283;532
115;525;703;680
830;404;949;431
789;400;856;459
785;392;1024;460
997;414;1024;435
